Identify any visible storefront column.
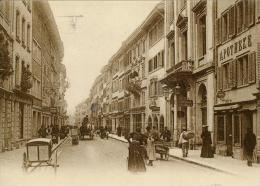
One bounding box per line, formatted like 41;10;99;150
173;94;178;146
187;89;191;131
130;114;133;133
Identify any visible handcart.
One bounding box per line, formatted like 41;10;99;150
23;138;57;171
155;140;171;160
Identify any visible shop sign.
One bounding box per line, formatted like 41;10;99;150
50;107;57;113
219;34;252;62
179;99;193;107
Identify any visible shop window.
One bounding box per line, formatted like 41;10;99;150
217;116;225;142
233;114;241;145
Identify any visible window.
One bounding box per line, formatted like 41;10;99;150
142;40;146;53
233;114;241;144
141;91;145;106
217;116;225;141
222;12;228;42
27;24;31;50
236;1;244;33
223;63;230;89
237;55;248;86
22;18;25;46
229;6;236;38
182;31;188;60
169;42;175;67
16;10;20;40
154;56;158;69
141;62;145;78
15;56;20;86
149;19;163;48
198;15;206;57
148;59;153;72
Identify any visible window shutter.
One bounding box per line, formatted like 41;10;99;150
248;52;256;83
237;59;242;86
257;0;260;21
248;0;255;27
232;60;237;88
162;50;165;67
158;52;162;67
229;62;233;88
149;83;152;97
229;6;236;38
243;56;248;84
216;18;221;46
217;66;223;90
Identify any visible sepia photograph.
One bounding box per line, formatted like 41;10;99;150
0;0;260;186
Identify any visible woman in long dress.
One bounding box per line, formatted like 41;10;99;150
200;125;214;158
146;134;156;166
127;128;146;172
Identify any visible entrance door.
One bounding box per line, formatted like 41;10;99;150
226;113;233;156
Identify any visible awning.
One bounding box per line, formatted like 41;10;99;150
214;104;240;111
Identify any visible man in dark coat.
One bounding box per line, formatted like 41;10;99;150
200;125;214;158
51;124;60;144
243;128;256;166
160;127;171;142
38;125;47;138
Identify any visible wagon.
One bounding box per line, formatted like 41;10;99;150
23;138;57;171
80;125;94;140
154;140;171;160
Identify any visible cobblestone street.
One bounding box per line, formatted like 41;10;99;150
1;137;257;186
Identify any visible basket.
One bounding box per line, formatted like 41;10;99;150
183;131;195;140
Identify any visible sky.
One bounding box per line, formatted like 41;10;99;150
49;0;160;115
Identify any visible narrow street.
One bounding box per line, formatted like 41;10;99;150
1;137;254;186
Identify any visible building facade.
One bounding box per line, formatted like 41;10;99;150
0;0;67;152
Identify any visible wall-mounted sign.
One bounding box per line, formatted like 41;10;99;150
178;99;193;107
219;34;252;62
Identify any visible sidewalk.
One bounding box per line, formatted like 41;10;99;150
109;134;260;179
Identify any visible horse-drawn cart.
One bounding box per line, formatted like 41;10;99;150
80;125;94;140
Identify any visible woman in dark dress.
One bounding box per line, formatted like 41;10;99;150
127;128;146;172
200;125;214;158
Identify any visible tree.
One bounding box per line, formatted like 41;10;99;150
0;33;13;80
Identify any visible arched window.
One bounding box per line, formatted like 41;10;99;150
148;116;152;128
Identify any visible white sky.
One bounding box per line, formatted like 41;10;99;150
49;0;160;115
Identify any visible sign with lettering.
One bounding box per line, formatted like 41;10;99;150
219;34;252;62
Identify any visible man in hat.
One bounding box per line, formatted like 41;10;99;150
243;128;256;166
178;128;189;157
200;125;214;158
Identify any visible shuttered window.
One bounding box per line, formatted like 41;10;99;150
237;58;243;86
217;67;223;90
247;0;255;27
229;61;233;88
229;6;236;38
222;12;228;42
257;0;260;21
236;1;244;33
216;18;221;46
232;60;237;88
248;52;256;83
223;63;230;89
243;56;249;84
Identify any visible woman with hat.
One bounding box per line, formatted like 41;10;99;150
200;125;214;158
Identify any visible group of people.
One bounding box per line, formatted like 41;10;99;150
99;126;110;139
38;124;70;144
127;126;171;172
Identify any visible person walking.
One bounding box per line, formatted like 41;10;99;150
127;128;146;172
200;125;214;158
38;124;47;138
51;124;60;144
243;128;256;166
146;134;156;166
178;128;189;157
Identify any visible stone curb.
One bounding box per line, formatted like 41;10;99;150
109;135;235;175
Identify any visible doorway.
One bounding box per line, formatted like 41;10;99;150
226;113;233;156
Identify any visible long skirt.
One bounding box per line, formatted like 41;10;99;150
200;143;214;158
128;143;146;172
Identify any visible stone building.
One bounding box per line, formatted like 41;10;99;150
162;0;215;147
32;1;65;129
214;0;260;161
0;0;67;152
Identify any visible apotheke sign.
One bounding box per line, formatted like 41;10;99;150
219;34;252;62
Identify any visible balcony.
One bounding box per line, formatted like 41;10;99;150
125;80;141;96
161;60;194;88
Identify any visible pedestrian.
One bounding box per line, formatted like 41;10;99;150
146;133;156;166
104;126;109;140
178;128;189;157
243;128;256;166
151;126;160;141
200;125;214;158
160;127;171;142
51;124;60;144
38;124;47;138
127;128;146;172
